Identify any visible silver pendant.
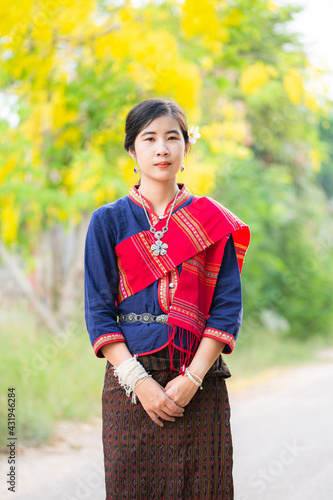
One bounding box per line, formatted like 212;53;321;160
151;230;168;256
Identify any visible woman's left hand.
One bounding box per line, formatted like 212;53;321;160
164;375;200;407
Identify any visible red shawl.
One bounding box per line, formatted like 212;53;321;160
115;195;250;371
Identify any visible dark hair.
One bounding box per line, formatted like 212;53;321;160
124;98;190;185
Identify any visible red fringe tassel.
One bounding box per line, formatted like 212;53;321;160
167;324;200;374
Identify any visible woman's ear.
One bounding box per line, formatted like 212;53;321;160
127;146;136;162
184;142;191;156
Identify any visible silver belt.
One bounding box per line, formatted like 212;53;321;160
118;312;169;325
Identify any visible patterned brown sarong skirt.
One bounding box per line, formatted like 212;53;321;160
102;346;234;499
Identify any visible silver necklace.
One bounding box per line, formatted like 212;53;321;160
138;185;180;256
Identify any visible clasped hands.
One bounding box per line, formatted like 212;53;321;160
134;373;200;428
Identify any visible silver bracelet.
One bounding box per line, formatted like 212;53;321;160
134;374;151;390
183;367;203;390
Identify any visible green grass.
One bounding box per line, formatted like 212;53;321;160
225;327;333;380
0;300;106;450
1;300;332;449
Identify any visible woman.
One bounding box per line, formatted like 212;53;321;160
84;98;250;499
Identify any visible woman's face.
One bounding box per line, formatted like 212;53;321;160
128;114;190;183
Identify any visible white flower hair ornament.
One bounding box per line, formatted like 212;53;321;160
188;126;201;144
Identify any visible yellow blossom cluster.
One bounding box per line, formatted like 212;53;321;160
0;0;328;250
309;148;321;173
97;25;201;111
0;195;20;244
180;156;219;196
181;0;221;39
200;103;252;159
240;62;278;95
283;67;322;112
267;1;279;13
283;68;304;105
180;0;229;55
223;8;244;27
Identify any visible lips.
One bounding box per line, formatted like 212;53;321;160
155;162;171;166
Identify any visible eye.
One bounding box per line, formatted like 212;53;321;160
145;136;178;141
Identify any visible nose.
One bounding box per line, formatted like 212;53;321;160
156;139;170;156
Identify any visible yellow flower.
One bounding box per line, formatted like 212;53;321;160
224;8;244;27
283;68;304;104
0;197;19;244
267;1;279;13
222;103;237;121
220;121;247;143
180;158;218;195
200;56;214;71
181;0;220;39
304;91;319;112
239;62;270;95
309;149;321;172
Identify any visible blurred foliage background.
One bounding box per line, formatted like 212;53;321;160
0;0;332;446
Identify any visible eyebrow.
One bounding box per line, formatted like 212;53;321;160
140;129;181;137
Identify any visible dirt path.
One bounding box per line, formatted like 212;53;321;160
1;351;333;500
0;418;105;500
230;349;333;500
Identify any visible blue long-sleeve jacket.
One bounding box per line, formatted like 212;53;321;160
84;183;243;358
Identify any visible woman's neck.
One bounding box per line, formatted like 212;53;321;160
138;179;179;215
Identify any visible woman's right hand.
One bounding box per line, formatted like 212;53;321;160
134;376;185;427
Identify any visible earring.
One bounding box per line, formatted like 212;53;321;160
180;164;184;172
134;161;139;174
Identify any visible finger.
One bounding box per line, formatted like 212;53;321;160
164;396;185;414
148;411;164;428
155;409;176;422
163;402;185;416
164;391;183;407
